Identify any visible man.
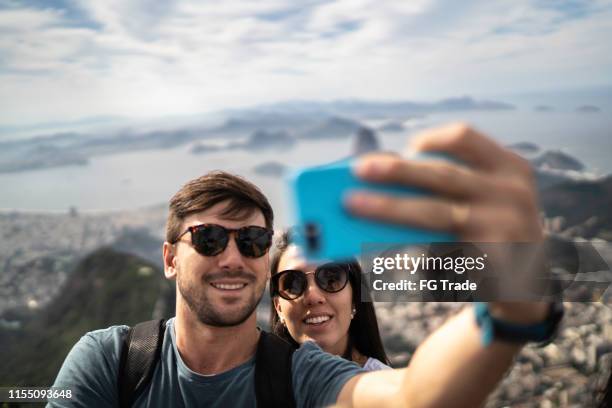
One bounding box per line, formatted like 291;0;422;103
50;123;555;407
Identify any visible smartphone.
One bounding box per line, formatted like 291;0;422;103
286;156;456;262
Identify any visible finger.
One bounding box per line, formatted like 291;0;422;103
463;205;543;242
345;192;542;242
345;192;470;233
354;153;539;215
353;154;492;199
408;122;511;171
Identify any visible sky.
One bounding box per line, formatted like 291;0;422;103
1;0;611;126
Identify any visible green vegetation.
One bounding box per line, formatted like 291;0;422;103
0;247;173;388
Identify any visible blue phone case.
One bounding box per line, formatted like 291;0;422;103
286;157;456;262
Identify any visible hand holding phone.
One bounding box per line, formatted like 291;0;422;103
286;154;457;262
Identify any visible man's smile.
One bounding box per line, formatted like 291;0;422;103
210;282;248;291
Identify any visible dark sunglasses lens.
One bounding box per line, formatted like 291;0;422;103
192;225;228;256
316;264;348;293
278;271;306;299
236;227;272;258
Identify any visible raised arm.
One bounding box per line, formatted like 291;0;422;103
339;303;548;408
337;123;551;408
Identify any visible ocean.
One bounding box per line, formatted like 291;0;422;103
0;108;610;228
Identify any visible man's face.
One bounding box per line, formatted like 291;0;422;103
166;200;270;327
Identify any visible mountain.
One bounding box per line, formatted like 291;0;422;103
300;116;363;139
532;150;585;172
539;175;612;239
242;129;295;150
507;146;597;190
262;96;514;117
0;248;174;387
0;127;209;174
0;115;126;135
508;141;540;155
215;112;316;134
110;227;165;268
0;147;88;173
352;127;380;155
1;96;516;174
193;130;296;155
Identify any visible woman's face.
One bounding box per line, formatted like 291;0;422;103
274;245;353;356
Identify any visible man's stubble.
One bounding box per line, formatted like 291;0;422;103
177;266;266;327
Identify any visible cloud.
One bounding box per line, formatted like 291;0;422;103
0;7;61;29
0;0;611;125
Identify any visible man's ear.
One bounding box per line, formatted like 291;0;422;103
163;242;177;280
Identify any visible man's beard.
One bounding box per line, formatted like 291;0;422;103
177;269;265;327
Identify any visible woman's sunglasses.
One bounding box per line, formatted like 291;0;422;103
271;263;351;300
176;224;273;258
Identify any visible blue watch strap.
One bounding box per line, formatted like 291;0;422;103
474;302;563;347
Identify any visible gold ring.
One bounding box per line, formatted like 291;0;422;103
450;202;471;231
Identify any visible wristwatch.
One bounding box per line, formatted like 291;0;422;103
474;302;564;347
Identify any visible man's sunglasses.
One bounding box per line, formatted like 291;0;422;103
176;224;273;258
270;263;351;300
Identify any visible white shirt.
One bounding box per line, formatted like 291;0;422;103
363;357;391;371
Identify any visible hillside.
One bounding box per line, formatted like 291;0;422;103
0;247;174;388
540;175;612;239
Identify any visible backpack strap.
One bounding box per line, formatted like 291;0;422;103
254;331;297;408
117;319;166;408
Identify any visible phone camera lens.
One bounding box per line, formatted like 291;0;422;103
305;223;320;252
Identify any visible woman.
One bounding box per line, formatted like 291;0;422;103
269;231;390;370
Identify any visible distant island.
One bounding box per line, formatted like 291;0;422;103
0;96;516;174
576;105;602;113
236;130;295;150
253;161;287;177
261;96;515;116
190;142;223;154
378;121;405;132
534;105;555;112
191;129;296;155
300;116;363;140
508;141;541;155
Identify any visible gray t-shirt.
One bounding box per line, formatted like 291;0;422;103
48;318;363;408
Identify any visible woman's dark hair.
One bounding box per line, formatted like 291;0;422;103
269;231;390;365
599;368;611;408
